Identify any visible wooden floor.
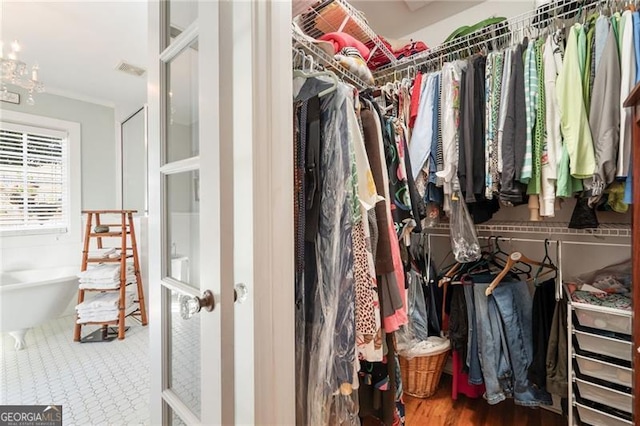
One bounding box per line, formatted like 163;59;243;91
402;375;566;426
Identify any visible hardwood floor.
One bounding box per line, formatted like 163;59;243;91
402;375;566;426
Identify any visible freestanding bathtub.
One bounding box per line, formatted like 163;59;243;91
0;266;79;350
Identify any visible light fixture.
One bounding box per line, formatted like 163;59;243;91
1;39;44;105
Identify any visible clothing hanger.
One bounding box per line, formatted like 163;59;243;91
438;259;462;288
531;239;558;286
485;250;556;296
492;236;531;275
292;54;340;98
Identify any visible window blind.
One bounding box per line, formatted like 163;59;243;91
0;123;68;233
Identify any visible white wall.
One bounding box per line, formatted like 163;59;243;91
402;0;532;48
1;91;117;210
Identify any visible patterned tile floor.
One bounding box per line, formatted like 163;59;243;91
0;315;150;425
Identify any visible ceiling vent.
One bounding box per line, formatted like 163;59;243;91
404;0;434;12
115;61;147;77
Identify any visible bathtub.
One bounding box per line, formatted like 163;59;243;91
0;266;79;350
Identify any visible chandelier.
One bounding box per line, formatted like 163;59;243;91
1;40;44;105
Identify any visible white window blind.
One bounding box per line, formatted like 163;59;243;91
0;122;69;233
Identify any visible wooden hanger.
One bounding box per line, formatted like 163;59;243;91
438;262;462;288
484;251;555;296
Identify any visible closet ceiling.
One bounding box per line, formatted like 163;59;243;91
350;0;486;39
2;1;148;112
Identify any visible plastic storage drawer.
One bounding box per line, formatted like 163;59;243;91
573;303;631;335
575;378;632;413
575;402;632;426
574;329;632;362
575;354;633;388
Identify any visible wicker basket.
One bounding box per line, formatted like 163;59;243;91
399;349;450;398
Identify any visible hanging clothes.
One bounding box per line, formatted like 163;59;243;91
459;54;487;203
557;24;596;180
521;41;537;184
408;73;436;181
294;77;361;426
485;51;504;199
436;60;467;211
589;20;621;206
618;10;636;178
624;10;640;204
540;32;564;216
346;94;384;362
499;41;527;205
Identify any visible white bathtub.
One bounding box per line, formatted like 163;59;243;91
0;266;79;350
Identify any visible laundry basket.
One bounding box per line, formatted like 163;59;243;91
399;341;450;398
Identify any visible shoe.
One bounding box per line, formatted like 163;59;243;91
533;387;553;406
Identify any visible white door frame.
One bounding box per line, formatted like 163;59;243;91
250;1;295;424
148;0;295;424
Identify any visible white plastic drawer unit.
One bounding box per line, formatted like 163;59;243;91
574;354;633;388
575;402;633;426
573;328;633;362
572;302;632;335
574;377;632;414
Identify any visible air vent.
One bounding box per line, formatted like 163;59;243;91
114;61;147;77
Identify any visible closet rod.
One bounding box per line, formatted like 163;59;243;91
373;0;603;81
428;233;559;245
427;231;631;247
561;240;630;248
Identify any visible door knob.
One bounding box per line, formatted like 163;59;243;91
179;290;215;320
234;283;248;303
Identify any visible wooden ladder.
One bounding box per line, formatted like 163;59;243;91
73;210;148;341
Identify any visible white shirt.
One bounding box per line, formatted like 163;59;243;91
617;10;636;178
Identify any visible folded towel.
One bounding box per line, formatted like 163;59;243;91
76;291;135;310
87;248;116;258
77;263;134;281
76;303;138;324
78;282;132;290
79;273;136;284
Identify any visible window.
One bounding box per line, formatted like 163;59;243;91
0;121;69;234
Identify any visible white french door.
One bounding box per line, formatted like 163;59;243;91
148;0;296;424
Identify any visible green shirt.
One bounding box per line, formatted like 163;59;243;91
583;20;596;110
556;24;596;179
527;38;546;195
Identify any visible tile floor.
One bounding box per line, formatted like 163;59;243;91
0;315;150;425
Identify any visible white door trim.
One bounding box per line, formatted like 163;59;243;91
251;0;295;424
147;1;163;424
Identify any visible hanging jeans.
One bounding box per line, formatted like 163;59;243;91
473;283;513;405
463;284;484;385
491;281;551;406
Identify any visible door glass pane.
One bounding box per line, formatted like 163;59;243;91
166;41;199;163
166;171;199;288
122;108;147;213
170;408;187;426
168;288;201;417
169;1;197;33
